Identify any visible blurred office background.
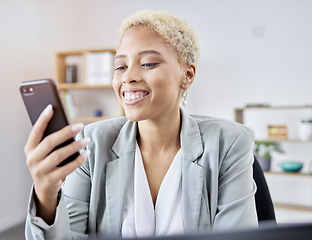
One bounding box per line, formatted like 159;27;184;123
0;0;311;234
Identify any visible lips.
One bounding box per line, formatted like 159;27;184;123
122;90;150;104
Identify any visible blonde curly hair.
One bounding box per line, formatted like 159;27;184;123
116;10;200;67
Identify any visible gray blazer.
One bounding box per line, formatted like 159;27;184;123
25;110;258;240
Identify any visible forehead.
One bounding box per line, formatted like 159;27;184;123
116;26;177;58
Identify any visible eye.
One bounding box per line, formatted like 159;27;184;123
115;65;127;72
141;63;159;68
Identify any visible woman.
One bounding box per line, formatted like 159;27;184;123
25;10;257;240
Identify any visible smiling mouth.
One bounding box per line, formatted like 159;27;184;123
123;91;150;101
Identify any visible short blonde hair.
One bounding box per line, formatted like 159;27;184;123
117;10;200;67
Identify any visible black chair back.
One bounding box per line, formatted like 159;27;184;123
253;156;276;223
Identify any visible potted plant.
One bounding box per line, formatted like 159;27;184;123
254;141;284;171
299;119;312;141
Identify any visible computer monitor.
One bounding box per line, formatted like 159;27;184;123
87;222;312;240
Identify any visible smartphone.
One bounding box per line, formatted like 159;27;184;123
19;79;80;167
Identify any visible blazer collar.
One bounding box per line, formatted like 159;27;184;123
180;109;205;231
112;120;137;156
106;110;205;235
105;120;137;236
112;108;204;160
180;108;204;161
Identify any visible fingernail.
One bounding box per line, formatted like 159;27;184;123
43;104;53;115
80;137;91;146
82;149;90;158
72;123;84;133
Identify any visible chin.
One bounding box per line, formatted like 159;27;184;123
124;109;147;122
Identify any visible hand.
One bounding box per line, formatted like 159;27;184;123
24;104;90;224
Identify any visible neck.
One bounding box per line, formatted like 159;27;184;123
137;109;181;153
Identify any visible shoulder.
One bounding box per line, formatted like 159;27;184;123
78;117;130;173
191;114;255;144
187;115;255;177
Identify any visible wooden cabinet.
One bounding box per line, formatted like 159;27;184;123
235;105;312;124
235;105;312;142
264;171;312;223
234;105;312;219
55;49;124;123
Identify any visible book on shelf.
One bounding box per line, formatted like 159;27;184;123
85;51;114;85
268;125;288;140
65;55;83;83
63;91;76;118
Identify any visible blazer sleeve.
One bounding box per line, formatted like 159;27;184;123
25;131;91;240
213;127;258;229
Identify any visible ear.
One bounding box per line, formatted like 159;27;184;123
181;64;196;90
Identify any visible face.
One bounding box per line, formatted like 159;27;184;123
113;26;189;123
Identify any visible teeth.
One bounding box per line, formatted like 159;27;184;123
124;92;147;101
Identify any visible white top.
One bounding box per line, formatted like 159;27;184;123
122;143;184;238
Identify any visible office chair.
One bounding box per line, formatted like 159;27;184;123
253;155;276;223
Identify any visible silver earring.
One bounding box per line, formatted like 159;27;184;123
182;89;188;107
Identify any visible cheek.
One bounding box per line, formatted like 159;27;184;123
158;71;184;90
151;70;175;85
112;75;121;97
151;73;182;100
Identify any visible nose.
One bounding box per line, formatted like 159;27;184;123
122;65;141;84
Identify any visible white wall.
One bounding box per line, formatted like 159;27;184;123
1;0;312;232
33;0;312;118
0;0;41;231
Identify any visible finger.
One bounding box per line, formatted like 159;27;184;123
39;137;90;173
28;123;84;167
49;149;90;181
25;104;54;154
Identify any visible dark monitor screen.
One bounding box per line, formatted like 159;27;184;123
86;222;312;240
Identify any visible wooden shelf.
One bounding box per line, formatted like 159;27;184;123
256;139;312;143
237;105;312;110
234;105;312;124
55;51;84;85
274;203;312;212
236;105;312;214
265;172;312;213
264;171;312;177
55;48;124;124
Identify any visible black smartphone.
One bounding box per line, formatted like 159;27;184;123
19;79;80;167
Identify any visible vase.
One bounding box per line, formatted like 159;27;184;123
298;122;312;141
257;156;271;171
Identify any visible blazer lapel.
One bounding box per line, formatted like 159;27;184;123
104;110;205;234
181;160;204;231
105;120;137;236
180;109;205;232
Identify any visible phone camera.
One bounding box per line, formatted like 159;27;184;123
22;87;34;94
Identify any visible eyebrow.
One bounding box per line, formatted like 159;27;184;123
115;50;161;59
139;50;161;56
